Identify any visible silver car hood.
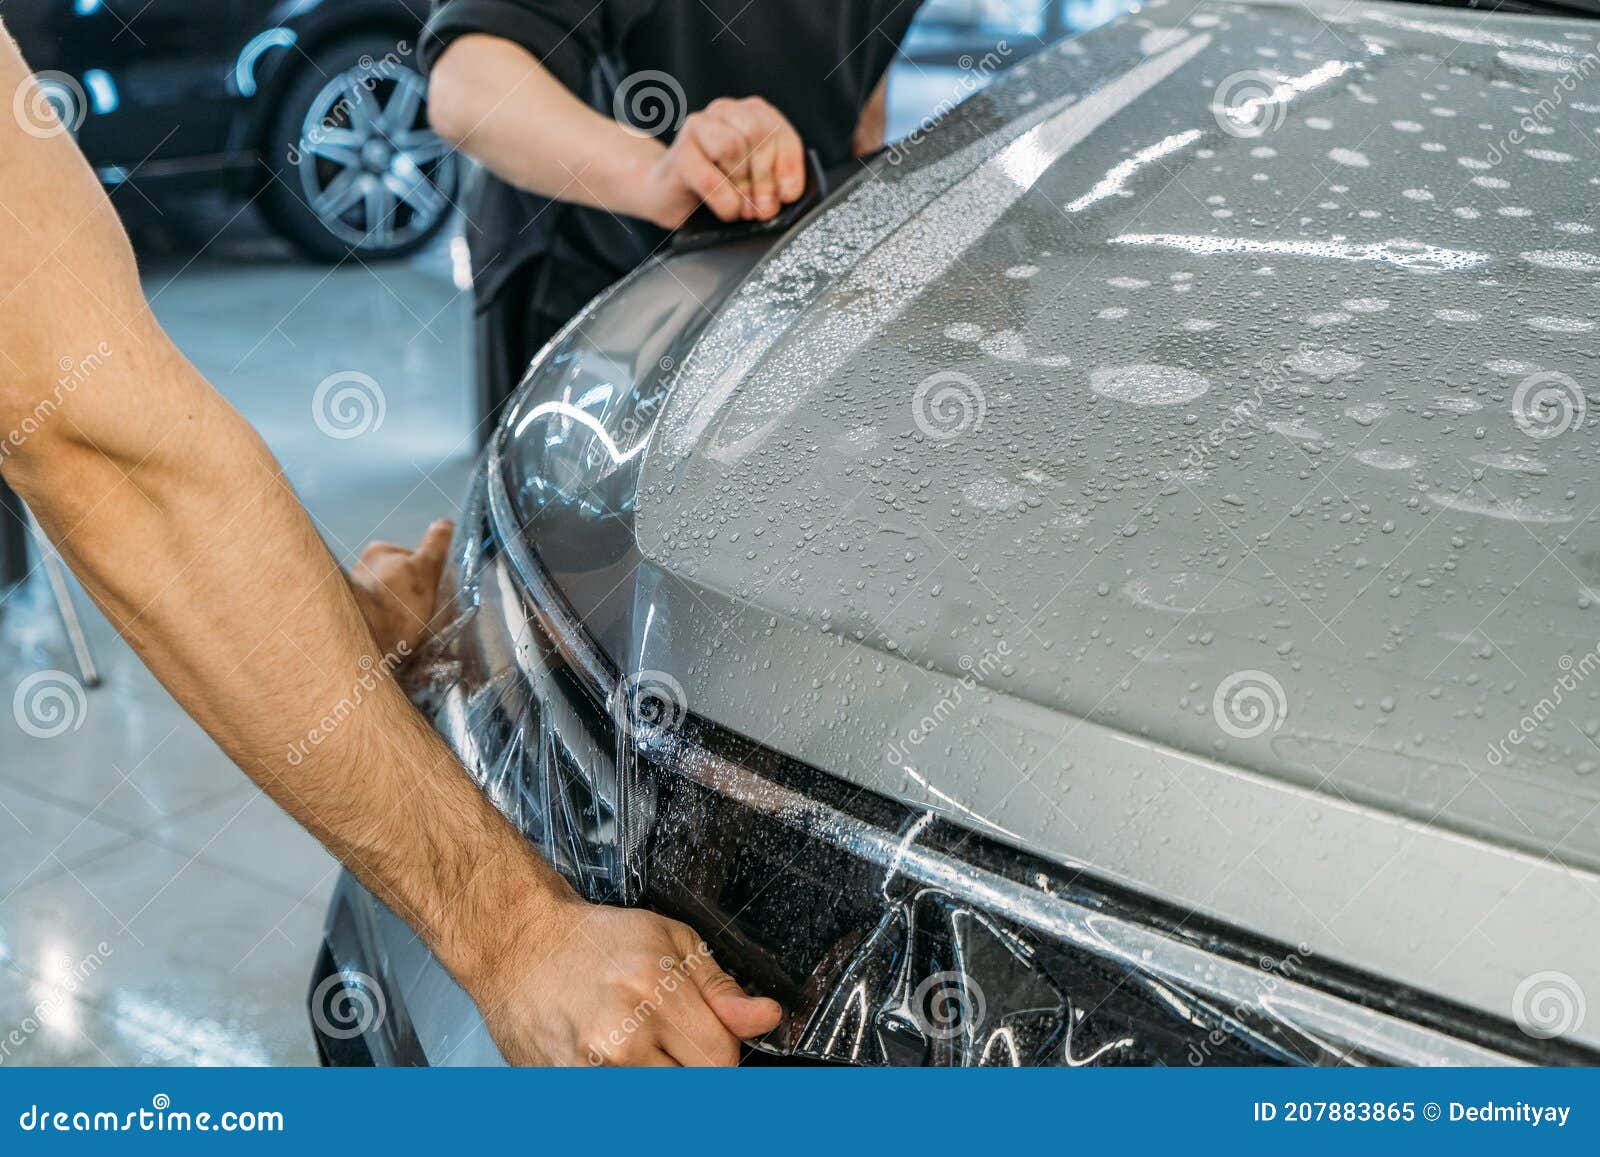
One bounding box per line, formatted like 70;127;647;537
631;0;1600;1038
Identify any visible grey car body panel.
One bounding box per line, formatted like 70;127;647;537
619;0;1600;1044
324;0;1600;1061
323;873;499;1065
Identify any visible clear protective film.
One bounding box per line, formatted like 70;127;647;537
393;465;1570;1065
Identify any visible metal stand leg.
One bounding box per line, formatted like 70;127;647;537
38;540;101;688
15;507;102;689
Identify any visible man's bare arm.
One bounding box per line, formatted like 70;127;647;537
0;35;778;1065
852;74;890;158
428;33;806;226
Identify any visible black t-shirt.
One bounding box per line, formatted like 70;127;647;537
421;0;922;315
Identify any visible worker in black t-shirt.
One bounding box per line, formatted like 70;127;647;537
420;0;924;436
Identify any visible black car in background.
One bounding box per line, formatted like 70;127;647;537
1;0;457;260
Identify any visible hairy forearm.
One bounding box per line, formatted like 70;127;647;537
429;34;662;217
0;35;574;991
10;346;573;982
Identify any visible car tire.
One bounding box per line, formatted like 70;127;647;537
258;35;458;262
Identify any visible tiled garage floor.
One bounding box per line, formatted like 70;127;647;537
0;200;475;1066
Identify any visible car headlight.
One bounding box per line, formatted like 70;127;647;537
404;463;640;901
401;261;1584;1069
405;254;731;906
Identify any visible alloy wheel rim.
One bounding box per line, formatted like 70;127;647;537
295;63;457;251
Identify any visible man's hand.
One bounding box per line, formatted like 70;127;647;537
472;884;784;1065
429;38;807;232
632;96;806;229
346;516;786;1067
348;518;453;659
